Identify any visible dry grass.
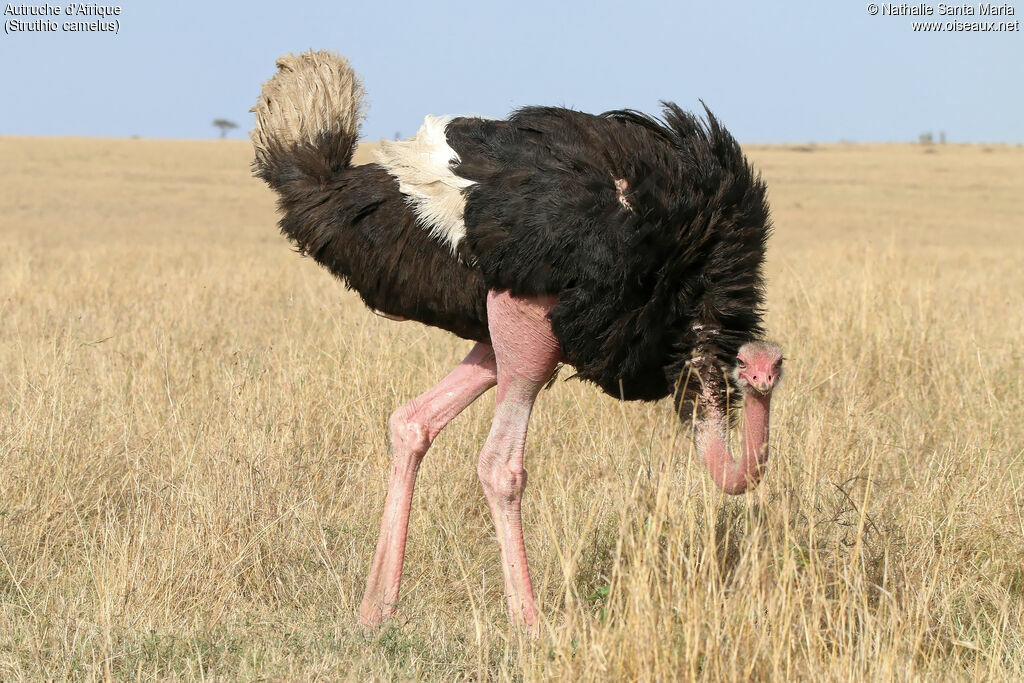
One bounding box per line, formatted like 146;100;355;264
1;135;1022;680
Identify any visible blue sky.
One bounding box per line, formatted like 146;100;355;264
1;0;1021;143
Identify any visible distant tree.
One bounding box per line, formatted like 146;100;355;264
939;131;946;144
918;132;934;146
213;119;238;139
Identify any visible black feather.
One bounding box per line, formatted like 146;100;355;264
447;104;772;410
258;148;490;343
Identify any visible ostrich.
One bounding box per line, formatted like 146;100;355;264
250;51;783;630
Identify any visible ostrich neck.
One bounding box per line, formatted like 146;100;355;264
697;388;772;495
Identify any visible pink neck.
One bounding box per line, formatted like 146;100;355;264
696;389;772;495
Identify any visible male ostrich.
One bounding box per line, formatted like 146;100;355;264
250;51;783;629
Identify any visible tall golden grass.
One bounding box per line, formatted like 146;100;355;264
0;136;1022;679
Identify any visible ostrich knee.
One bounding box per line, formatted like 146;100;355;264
478;456;528;506
388;403;433;466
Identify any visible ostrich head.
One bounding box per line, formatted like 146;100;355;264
696;340;784;495
732;341;784;396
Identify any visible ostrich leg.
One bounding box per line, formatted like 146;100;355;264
360;342;498;626
478;290;561;629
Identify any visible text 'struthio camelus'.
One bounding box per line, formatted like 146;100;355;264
250;51;784;630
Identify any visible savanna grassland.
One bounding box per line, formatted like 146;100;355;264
1;135;1022;680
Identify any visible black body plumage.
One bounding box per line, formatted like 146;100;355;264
448;105;772;407
254;95;771;415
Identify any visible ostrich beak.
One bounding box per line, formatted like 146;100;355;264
753;380;770;394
